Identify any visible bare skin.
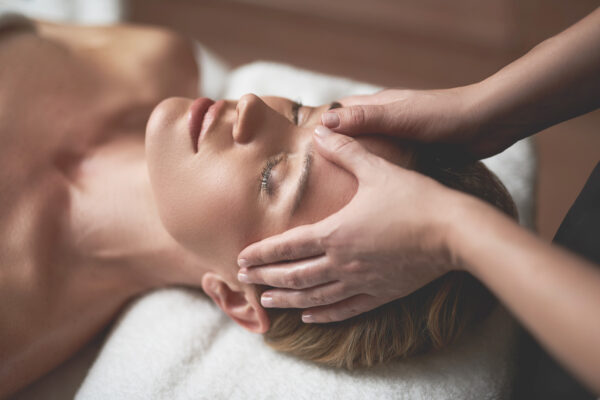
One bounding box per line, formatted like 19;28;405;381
0;21;203;397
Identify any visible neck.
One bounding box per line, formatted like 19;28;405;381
67;136;207;296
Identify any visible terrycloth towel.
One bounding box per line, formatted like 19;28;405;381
77;289;518;400
13;53;536;399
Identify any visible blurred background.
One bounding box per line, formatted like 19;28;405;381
4;0;600;240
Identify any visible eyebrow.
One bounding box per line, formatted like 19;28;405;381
288;101;339;215
328;101;342;110
291;142;313;216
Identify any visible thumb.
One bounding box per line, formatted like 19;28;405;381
321;104;394;135
313;126;381;180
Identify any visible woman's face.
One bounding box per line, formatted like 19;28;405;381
145;94;411;277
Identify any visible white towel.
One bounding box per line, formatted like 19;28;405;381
76;289;518;400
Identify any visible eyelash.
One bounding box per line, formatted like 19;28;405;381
260;154;285;196
259;102;301;196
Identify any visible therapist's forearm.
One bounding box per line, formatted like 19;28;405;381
471;7;600;145
449;198;600;394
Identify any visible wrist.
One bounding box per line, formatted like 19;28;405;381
440;192;499;275
468;65;539;152
434;189;477;273
456;83;487;138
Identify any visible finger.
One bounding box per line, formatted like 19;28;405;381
337;90;401;106
238;255;332;289
261;280;356;309
301;294;385;323
321;104;396;135
237;223;325;267
335;93;379;106
313;126;383;180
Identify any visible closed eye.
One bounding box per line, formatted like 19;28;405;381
260;153;285;196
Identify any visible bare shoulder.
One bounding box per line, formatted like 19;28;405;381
34;19;193;55
35;20;200;99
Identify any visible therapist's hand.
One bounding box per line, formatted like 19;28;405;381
323;86;512;160
237;126;465;323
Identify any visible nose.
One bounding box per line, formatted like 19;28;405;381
232;93;265;144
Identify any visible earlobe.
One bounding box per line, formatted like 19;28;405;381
201;272;270;333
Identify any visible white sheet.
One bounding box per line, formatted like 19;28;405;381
13;53;536;400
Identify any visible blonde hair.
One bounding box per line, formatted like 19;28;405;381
261;158;518;369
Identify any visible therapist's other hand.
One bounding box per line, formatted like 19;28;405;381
323;87;510;160
237;126;462;323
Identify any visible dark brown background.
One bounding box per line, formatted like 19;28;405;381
127;0;599;240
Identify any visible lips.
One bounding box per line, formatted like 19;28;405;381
189;97;224;152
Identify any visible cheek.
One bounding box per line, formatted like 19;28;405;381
290;153;357;227
151;157;257;264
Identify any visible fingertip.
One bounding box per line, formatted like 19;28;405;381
321;112;340;129
301;313;315;323
237;269;250;283
314;125;333;138
261;293;274;307
237;258;251;268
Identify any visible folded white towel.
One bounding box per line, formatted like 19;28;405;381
77;289;518;400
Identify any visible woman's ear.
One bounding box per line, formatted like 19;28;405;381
201;272;270;333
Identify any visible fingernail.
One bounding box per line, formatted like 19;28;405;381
237;258;251;268
315;125;332;137
302;313;314;323
321;112;340;128
237;270;250;283
261;294;273;307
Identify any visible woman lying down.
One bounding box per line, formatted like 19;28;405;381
0;15;517;397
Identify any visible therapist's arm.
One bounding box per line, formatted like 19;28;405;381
451;192;600;395
322;7;600;159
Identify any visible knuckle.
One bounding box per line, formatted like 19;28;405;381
345;307;359;318
282;271;303;289
274;242;294;261
327;310;345;323
321;221;343;250
345;259;364;274
330;134;355;155
317;311;335;323
308;293;327;306
252;251;266;266
336;279;351;293
347;106;367;127
290;291;306;307
302;272;320;289
272;294;290;308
